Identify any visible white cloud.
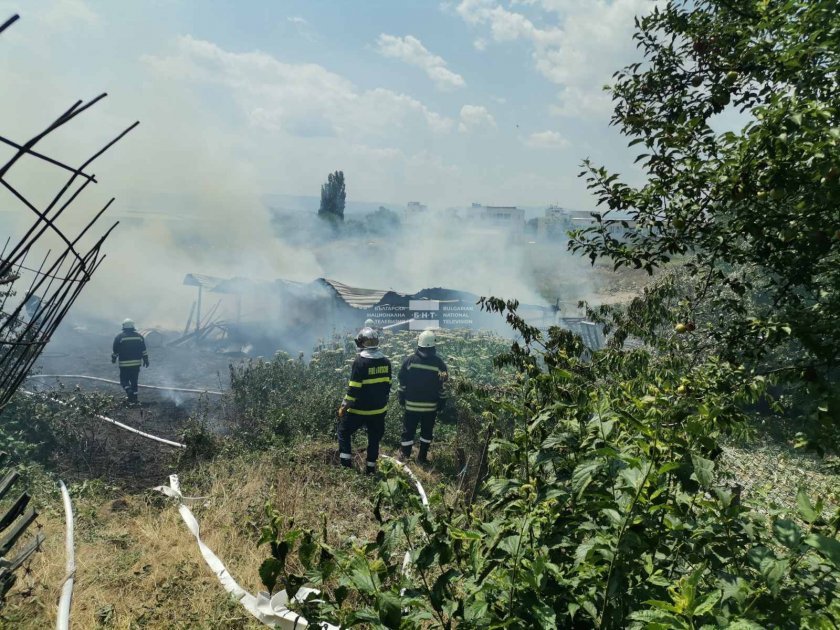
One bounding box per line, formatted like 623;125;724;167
458;104;496;133
38;0;100;30
375;34;465;90
473;37;487;51
455;0;655;118
142;35;455;140
523;130;568;148
287;16;308;26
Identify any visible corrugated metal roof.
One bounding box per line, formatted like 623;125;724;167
183;273;225;290
318;278;398;309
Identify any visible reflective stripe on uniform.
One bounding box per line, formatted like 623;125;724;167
361;377;391;385
119;360;142;367
419;437;432;444
348;380;362;388
409;363;440;372
366;461;376;467
406;405;437;412
400;440;414;447
406;400;437;407
344;395;356;402
340;453;352;460
120;336;144;342
347;406;387;415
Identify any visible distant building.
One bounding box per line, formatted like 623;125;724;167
537;205;571;240
458;204;525;237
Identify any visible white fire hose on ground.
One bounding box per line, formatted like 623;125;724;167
26;374;224;396
56;480;75;630
20;390;186;449
155;474;337;629
156;459;429;629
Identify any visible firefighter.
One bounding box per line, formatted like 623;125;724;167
337;327;391;474
111;318;148;404
398;330;448;464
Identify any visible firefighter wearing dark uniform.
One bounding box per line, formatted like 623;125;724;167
337;327;391;474
112;318;148;404
398;330;448;463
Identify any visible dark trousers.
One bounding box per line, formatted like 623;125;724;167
401;410;437;460
119;366;140;401
337;412;385;471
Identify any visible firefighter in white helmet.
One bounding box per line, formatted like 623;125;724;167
397;329;448;463
111;318;149;404
337;327;392;474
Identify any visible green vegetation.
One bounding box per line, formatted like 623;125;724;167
318;170;347;222
244;1;840;627
1;1;838;627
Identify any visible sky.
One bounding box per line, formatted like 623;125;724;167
0;0;654;212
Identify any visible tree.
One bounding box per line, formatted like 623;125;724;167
318;170;346;222
571;0;839;450
256;3;840;627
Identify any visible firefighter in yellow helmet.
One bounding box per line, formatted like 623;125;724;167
337;327;392;474
397;329;448;463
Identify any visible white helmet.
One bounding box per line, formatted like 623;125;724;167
418;330;436;348
122;318;135;330
355;327;379;349
364;318;375;328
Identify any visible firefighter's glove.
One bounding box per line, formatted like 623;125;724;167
143;357;149;368
111;354;117;364
338;404;347;418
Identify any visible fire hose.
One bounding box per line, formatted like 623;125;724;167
26;374;224;396
155;458;429;629
20;390;186;448
56;480;75;630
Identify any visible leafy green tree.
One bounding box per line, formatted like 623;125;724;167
571;0;839;449
319;170;347;222
252;2;840;627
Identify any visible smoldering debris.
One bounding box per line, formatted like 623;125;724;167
170;272;601;358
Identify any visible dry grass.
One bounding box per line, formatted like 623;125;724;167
1;442;386;629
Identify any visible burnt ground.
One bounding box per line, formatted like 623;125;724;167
25;324;243;490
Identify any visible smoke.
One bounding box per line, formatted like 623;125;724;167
0;3;597;347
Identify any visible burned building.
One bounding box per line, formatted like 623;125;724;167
180;274;573;356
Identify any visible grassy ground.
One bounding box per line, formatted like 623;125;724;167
1;442;406;629
720;430;840;518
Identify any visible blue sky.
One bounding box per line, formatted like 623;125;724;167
0;0;654;211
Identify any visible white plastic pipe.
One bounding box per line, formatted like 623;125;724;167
21;390;186;449
155;475;337;629
27;374;224;396
56;480;75;630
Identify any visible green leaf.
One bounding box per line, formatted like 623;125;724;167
692;590;721;616
804;533;840;568
772;519;801;549
258;558;283;594
572;460;600;498
377;592;402;629
465;599;489;622
347;557;378;593
690;454;714;488
602;508;623;527
449;527;481;541
796;488;820;523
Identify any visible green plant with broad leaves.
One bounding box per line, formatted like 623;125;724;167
254;1;840;627
570;0;839;452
